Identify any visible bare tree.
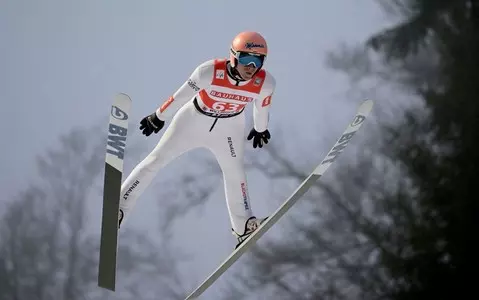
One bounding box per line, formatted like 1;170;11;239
214;17;443;299
0;125;185;300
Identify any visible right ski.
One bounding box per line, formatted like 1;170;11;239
98;93;132;291
184;99;374;299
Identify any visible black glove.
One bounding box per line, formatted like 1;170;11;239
139;112;165;136
247;128;271;148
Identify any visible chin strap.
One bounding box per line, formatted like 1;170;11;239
227;61;245;81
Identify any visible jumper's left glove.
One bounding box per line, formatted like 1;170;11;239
247;128;271;148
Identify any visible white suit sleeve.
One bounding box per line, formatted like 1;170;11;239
155;61;213;120
253;73;276;132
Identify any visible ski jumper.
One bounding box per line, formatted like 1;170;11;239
119;58;276;234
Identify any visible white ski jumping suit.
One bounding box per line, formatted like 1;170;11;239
119;58;276;234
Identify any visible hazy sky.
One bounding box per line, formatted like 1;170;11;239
1;0;392;298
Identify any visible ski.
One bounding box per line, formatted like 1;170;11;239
184;99;374;299
98;93;132;291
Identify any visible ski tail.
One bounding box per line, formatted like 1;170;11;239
98;93;132;291
184;99;374;299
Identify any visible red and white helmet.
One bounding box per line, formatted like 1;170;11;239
229;31;268;69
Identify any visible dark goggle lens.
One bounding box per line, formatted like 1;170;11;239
237;52;264;68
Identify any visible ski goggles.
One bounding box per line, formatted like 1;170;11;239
233;51;265;68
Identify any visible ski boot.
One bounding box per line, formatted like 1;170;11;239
118;208;124;228
233;216;268;249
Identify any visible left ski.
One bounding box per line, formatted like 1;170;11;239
184;99;374;299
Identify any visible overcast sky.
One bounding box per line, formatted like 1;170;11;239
1;0;392;298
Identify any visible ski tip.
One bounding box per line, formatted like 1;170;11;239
359;99;374;115
116;93;132;102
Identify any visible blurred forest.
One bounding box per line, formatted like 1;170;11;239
1;0;478;299
221;0;479;299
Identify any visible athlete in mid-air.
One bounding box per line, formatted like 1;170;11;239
118;31;276;248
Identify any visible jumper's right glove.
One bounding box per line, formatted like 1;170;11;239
247;128;271;148
139;112;165;136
